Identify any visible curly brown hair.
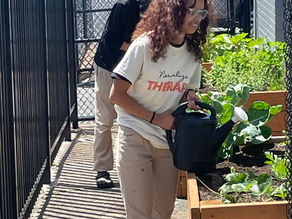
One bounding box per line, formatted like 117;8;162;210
133;0;209;62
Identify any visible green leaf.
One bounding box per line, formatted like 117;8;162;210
257;174;272;193
259;126;272;139
231;183;247;193
201;95;211;104
270;105;282;116
230;33;248;45
225;172;248;184
247;38;265;47
225;194;236;203
226;87;240;105
241;85;250;105
248;101;270;126
220;103;233;124
213;100;224;113
265;151;274;161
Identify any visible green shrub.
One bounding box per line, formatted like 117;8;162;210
203;33;286;92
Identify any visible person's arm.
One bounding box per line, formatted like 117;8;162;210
106;3;129;51
107;3;138;51
109;78;175;130
120;42;130;51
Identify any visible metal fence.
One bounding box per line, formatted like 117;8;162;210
75;0;117;121
0;0;76;218
75;0;253;121
211;0;252;34
284;1;292;217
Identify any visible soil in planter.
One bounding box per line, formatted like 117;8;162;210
196;142;287;202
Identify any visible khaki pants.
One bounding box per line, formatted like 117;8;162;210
93;64;117;171
116;125;178;219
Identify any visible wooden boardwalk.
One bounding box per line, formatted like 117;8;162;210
30;122;187;219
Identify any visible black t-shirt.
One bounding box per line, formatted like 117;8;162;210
94;0;140;72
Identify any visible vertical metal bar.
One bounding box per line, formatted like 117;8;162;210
82;0;87;38
229;0;235;34
71;0;79;128
242;0;251;34
62;0;71;141
42;0;51;187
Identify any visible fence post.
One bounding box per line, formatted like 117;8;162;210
67;0;78;129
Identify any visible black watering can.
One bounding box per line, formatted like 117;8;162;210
166;101;247;173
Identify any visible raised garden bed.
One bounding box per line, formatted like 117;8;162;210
188;172;287;219
187;143;288;219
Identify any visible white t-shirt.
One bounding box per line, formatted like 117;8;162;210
113;35;201;149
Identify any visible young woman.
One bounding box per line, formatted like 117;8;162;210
109;0;209;218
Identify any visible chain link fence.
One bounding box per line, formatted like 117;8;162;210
211;0;252;34
75;0;252;121
75;0;117;121
284;0;292;217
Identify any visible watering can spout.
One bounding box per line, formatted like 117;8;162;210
212;107;248;150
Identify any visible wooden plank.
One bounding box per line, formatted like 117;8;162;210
177;170;187;198
200;201;288;219
200;200;222;206
187;172;201;219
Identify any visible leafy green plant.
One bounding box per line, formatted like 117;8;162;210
200;84;282;159
202;33;252;62
219;166;287;203
264;151;289;180
202;33;286;91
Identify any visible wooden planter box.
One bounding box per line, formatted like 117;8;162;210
202;62;213;72
244;91;287;136
187;172;288;219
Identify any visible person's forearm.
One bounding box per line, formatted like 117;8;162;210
109;79;175;129
120;42;130;51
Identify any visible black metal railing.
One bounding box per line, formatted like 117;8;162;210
46;0;72;161
0;0;17;218
8;1;50;217
0;0;77;218
284;1;292;218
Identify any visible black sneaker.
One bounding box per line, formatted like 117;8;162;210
96;171;114;188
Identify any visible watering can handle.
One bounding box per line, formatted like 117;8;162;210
172;101;216;119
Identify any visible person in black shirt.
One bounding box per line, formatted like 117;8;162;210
93;0;151;189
